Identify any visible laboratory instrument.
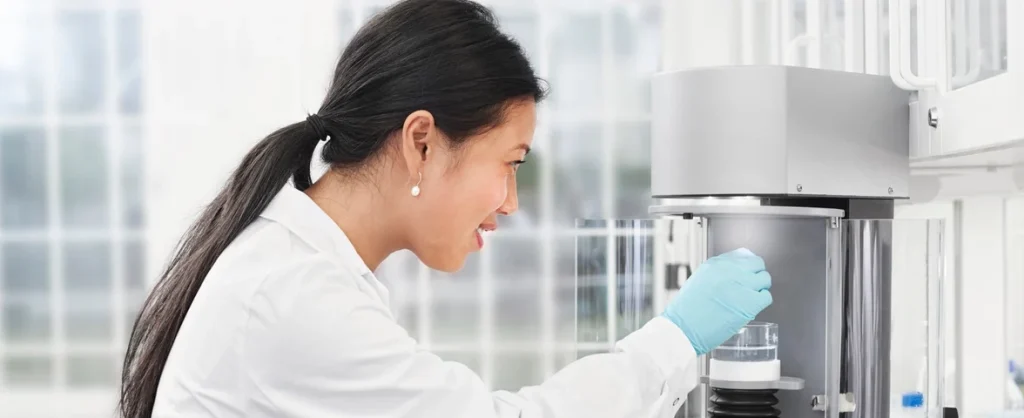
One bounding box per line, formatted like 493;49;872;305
653;65;946;418
574;1;1024;415
576;66;948;418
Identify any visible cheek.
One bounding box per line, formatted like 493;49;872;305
459;173;508;214
426;170;506;223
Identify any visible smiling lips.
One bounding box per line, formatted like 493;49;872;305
475;223;496;249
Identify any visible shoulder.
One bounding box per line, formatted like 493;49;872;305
227;219;400;328
211;217;366;295
199;216;387;347
239;253;413;382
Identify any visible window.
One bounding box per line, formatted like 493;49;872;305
0;0;145;398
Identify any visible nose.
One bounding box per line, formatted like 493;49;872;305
497;174;519;216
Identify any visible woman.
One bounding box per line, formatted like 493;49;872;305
120;1;773;417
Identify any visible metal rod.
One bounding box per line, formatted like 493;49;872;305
953;0;968;78
769;0;782;64
807;0;823;68
952;199;964;413
780;0;794;65
741;0;756;65
915;0;927;77
989;0;1001;69
865;0;880;74
843;0;862;72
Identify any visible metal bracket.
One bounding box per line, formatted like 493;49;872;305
811;392;857;413
829;217;840;229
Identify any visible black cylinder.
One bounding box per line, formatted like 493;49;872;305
707;388;781;418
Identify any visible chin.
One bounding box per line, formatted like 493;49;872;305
419;251;469;274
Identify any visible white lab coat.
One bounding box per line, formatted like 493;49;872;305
152;186;699;418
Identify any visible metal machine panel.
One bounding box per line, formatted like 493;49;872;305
785;68;911;199
704;214;839;418
650;66;910;199
650;66;789;197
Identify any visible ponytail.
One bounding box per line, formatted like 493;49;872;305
119;121;321;417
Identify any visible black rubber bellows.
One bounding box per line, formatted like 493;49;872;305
707;388;782;417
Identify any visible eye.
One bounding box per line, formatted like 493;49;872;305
510;160;526;172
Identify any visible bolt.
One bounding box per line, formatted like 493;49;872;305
888;187;894;195
928;107;940;128
796;184;803;192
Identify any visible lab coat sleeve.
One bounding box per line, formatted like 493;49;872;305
244;271;698;418
502;316;699;418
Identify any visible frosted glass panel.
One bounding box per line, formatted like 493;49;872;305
949;0;1008;90
574;218;705;357
575;219;656;352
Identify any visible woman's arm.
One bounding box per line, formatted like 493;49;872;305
243;275;695;418
494;317;697;418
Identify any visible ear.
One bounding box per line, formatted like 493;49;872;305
400;110;439;182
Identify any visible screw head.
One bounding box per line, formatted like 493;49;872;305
888;187;894;194
928;107;940;128
796;184;803;192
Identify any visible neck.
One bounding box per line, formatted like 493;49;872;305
304;171;403;271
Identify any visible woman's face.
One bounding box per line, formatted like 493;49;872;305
404;101;536;272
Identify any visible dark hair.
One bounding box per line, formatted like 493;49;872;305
119;1;545;416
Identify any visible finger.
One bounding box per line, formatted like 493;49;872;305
732;247;755;257
742;270;772;291
726;248;766;273
754;289;774;311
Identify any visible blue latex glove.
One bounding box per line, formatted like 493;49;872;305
661;248;773;356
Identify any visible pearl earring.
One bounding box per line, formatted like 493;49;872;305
411;172;422;197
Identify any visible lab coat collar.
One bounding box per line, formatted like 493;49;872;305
260;186;390;305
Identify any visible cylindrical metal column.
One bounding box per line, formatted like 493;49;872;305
680;218;708;418
842;220;893;418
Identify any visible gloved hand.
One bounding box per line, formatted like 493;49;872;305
661;248;773;356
